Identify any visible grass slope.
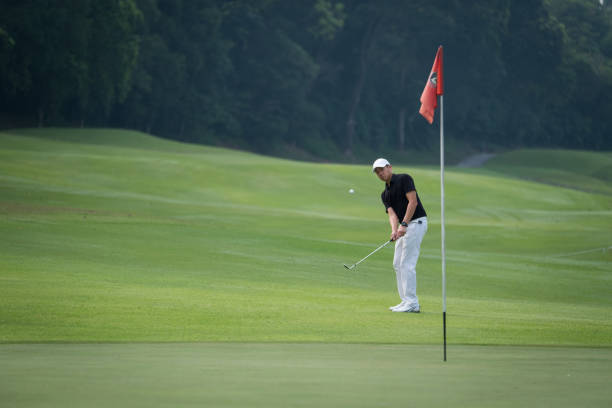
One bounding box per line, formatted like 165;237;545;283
483;148;612;195
1;128;611;346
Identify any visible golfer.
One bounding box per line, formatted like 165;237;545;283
372;158;427;313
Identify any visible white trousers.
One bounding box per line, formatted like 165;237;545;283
393;217;427;306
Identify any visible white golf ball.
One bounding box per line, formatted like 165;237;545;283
349;188;355;194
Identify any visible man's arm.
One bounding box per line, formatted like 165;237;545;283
387;207;400;241
397;191;417;238
402;191;418;223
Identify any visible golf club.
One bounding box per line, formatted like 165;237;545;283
343;239;393;270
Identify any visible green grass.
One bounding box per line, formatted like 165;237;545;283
483;148;612;195
2;343;611;408
1;128;611;406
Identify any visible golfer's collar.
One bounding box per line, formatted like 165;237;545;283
387;173;397;186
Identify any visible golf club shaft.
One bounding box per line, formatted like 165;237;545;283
352;239;393;267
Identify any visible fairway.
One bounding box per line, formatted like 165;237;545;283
1;128;611;406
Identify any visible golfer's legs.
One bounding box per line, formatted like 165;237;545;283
393;219;427;305
393;240;407;301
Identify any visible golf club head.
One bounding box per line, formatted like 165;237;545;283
343;264;355;270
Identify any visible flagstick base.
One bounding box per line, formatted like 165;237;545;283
443;311;447;362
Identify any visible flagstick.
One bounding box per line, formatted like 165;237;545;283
440;94;447;362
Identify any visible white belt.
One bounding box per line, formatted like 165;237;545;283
410;216;427;224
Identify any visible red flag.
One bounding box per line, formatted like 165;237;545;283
419;46;444;124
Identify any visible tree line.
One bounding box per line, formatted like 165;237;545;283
1;0;611;161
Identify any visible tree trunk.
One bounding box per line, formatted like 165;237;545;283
37;108;44;128
397;66;407;151
286;46;330;148
146;109;155;134
345;18;379;156
407;111;420;148
398;107;406;151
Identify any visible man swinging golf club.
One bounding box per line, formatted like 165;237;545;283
372;158;427;313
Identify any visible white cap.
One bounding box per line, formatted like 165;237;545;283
372;158;390;172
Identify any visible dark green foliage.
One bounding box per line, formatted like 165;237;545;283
0;0;140;126
0;0;610;160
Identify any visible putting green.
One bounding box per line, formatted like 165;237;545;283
1;343;611;408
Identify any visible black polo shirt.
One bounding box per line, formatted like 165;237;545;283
381;173;427;222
